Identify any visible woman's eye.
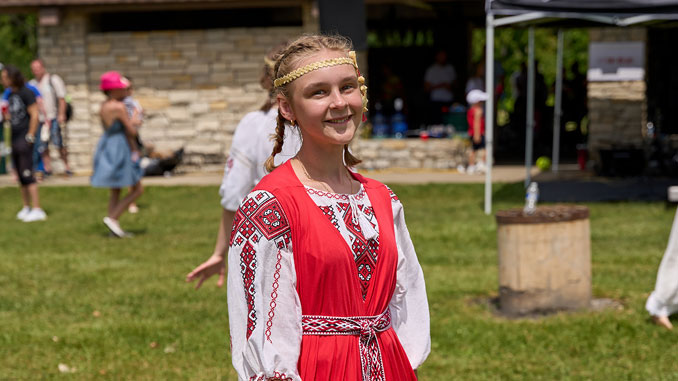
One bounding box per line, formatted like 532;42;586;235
342;84;356;91
312;89;326;96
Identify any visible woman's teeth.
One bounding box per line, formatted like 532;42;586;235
327;116;350;123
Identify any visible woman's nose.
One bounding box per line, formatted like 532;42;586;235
329;89;347;109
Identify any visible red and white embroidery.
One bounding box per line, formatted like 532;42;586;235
232;191;292;340
240;242;258;338
248;371;293;381
308;188;380;300
306;186;366;201
265;250;284;343
302;309;391;381
387;186;399;203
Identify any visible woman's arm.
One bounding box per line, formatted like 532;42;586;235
387;187;431;371
115;103;139;152
473;106;482;143
186;208;235;289
227;190;302;381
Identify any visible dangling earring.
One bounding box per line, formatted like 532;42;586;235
290;120;297;127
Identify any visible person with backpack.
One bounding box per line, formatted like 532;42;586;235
29;58;73;176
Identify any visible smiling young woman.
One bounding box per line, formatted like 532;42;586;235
226;35;430;381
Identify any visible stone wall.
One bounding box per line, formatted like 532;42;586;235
38;12;93;171
37;10;302;173
353;138;468;170
587;28;647;165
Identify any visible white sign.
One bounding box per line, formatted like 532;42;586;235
588;41;645;81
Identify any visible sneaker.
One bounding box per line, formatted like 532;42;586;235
467;165;477;175
22;208;47;222
16;206;31;220
128;204;139;214
103;217;126;238
456;165;466;174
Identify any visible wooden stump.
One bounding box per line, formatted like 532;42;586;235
496;205;591;315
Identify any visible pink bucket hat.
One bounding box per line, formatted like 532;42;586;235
100;71;130;91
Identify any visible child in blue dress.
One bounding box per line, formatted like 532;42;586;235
91;71;143;237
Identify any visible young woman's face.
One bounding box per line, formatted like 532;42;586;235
282;50;363;148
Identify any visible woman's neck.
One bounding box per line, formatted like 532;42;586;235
294;143;356;194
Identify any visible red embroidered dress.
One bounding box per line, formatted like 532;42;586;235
227;161;430;381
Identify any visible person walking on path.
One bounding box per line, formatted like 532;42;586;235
646;208;678;330
91;71;143;238
206;35;430;380
29;59;73;176
2;64;46;222
186;42;301;289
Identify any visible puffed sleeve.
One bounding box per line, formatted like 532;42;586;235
220;113;261;211
386;187;431;370
227;190;302;381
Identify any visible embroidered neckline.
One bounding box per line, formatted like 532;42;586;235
305;184;366;201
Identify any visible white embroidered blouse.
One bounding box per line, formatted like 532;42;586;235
227;184;431;381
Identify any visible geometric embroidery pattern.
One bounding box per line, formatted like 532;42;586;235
249;372;293;381
265;249;284;344
387;186;399;203
240;242;257;339
302;309;391;381
306;187;380;300
232;190;292;340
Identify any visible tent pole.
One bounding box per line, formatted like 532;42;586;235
484;12;495;215
552;29;564;173
525;27;535;187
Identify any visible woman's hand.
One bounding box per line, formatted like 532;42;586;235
186;253;226;290
131;150;140;162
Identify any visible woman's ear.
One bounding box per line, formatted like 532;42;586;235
277;95;295;122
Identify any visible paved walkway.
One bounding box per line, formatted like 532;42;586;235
0;165;539;188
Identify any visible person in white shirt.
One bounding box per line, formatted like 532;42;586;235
424;49;456;125
29;59;72;175
186;43;301;288
647;210;678;330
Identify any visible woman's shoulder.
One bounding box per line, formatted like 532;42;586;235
101;99;125;113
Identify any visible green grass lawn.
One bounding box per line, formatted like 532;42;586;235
1;183;677;380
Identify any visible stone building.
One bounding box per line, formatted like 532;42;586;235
17;2;671;175
0;0;316;173
0;0;487;174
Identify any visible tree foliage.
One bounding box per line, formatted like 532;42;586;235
471;28;589;111
0;14;37;78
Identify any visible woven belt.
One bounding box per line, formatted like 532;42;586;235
301;309;391;381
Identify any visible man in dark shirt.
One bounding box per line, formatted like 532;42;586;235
1;64;46;222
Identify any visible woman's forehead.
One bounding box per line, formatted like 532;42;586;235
293;49;347;68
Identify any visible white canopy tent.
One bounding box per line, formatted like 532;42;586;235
483;0;678;214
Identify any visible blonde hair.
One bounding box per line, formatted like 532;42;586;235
259;41;288;112
264;34;362;172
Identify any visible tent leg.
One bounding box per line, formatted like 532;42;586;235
484;13;494;215
525;27;535;187
552;29;564;173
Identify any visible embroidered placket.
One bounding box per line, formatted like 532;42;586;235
348;194;378;240
301;309;391;381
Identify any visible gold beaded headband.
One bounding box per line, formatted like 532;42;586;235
273;50;368;114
